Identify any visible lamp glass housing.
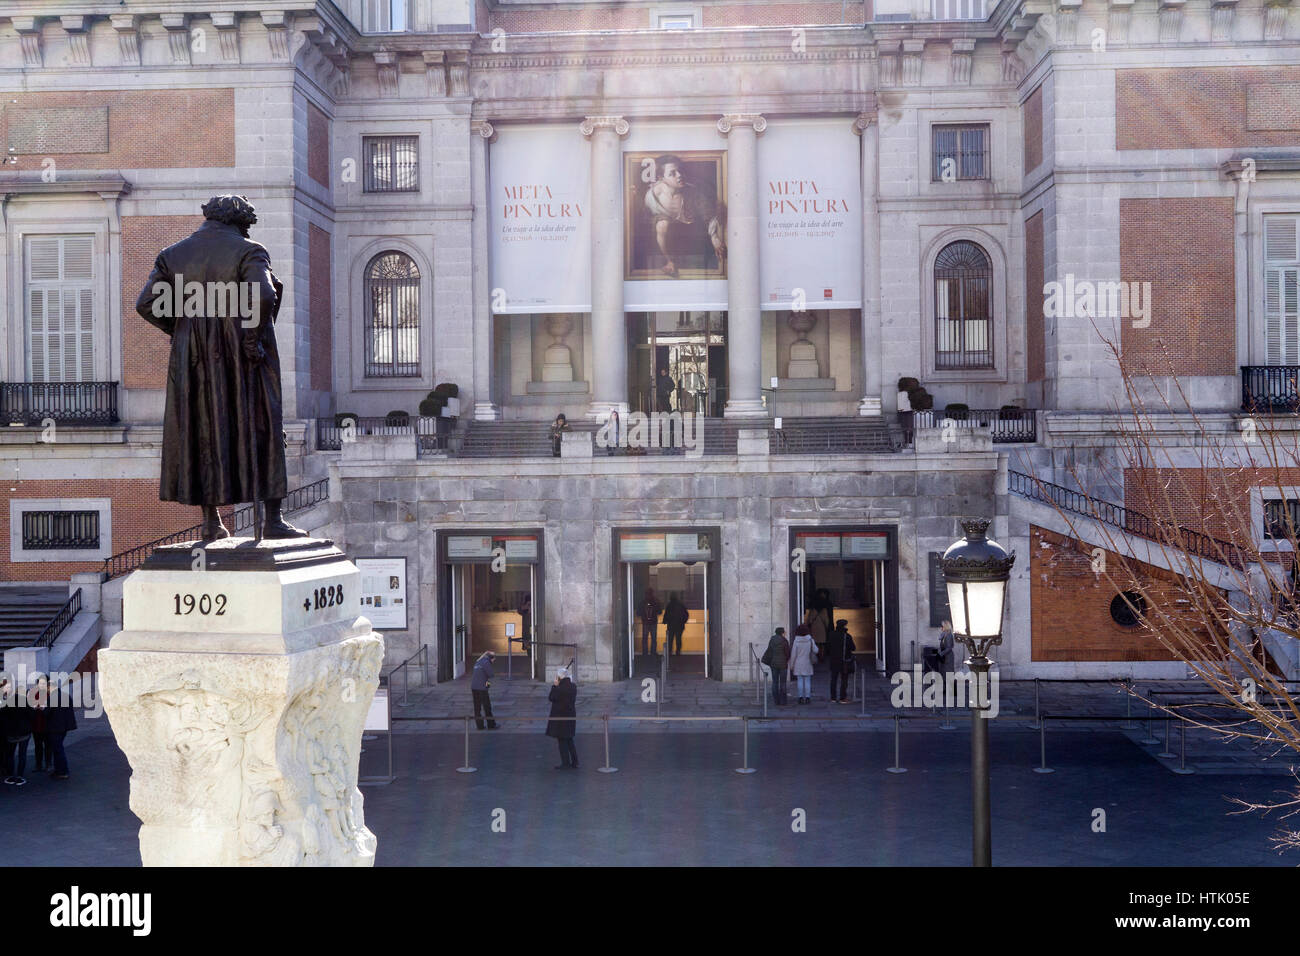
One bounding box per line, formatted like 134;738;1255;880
946;579;1007;639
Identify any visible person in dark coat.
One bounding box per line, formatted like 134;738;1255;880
663;593;689;656
45;677;78;779
765;627;791;705
2;679;34;786
470;651;498;730
134;194;306;542
641;588;663;657
546;668;579;769
549;413;569;457
827;619;857;704
30;675;48;773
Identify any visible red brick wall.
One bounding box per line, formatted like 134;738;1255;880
307;100;330;189
1119;197;1235;377
1123;467;1300;548
308;224;333;392
0;90;235;170
121;215;205;390
1116;68;1300;150
489;1;868;31
1030;526;1185;662
1023;83;1043;173
1025;210;1044;382
2;479;204;581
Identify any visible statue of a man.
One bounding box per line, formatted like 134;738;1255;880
134;195;307;542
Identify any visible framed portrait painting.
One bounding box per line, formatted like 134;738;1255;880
624;150;728;281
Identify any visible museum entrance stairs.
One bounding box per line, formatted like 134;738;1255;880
0;586;68;650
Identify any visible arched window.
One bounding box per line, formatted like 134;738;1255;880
364;251;420;377
934;240;993;370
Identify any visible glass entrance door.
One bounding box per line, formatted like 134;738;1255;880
628;311;727;416
451;563;469;679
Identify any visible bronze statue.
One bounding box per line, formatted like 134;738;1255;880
135;195;307;542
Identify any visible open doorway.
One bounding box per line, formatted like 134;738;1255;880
790;528;899;675
628;311;728;417
615;529;719;680
438;532;543;682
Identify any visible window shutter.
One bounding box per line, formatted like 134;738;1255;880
1265;216;1300;367
25;236;94;383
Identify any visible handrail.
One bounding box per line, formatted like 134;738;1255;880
35;588;82;648
1007;470;1248;570
101;476;332;580
390;644;432;707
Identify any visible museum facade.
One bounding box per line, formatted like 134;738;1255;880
1;0;1298;683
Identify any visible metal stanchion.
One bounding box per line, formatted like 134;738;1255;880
597;714;619;773
735;715;757;774
1158;715;1176;758
762;668;768;718
1030;677;1041;730
1123;679;1133;729
456;716;477;773
859;670;867;717
886;714;907;773
1140;700;1159;744
1172;719;1194;775
1033;715;1054;773
939;701;955;730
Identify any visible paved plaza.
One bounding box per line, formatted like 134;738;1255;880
2;674;1296;867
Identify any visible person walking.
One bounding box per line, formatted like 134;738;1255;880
828;619;857;704
788;623;818;704
517;593;532;656
546;667;579;770
549;413;569;457
663;592;689;657
470;651;498;730
807;589;834;664
2;678;34;785
44;676;77;780
640;587;662;657
763;626;791;705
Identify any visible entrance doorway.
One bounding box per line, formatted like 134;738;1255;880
615;529;720;680
790;528;899;674
628;311;728;417
438;532;542;682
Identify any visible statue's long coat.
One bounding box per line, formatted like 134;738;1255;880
135;219;288;506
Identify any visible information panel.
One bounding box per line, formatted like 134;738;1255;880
356;557;408;631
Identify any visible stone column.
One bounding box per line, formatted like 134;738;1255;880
854;112;884;415
471;120;499;420
581;115;630;420
718;113;768;419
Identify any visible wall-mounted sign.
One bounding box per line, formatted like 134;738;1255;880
797;534;842;558
356;557;408;630
447;535;494;559
928;551;952;628
364;686;389;732
503;537;539;562
665;532;712;561
620;533;666;562
844;532;889;559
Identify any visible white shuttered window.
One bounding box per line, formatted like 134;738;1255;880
26;235;94;383
1265;215;1300;366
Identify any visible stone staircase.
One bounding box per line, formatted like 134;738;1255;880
0;586;67;651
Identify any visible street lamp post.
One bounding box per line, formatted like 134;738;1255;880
940;518;1015;867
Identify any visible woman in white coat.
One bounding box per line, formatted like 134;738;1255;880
788;623;818;704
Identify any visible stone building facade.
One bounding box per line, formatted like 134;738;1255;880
0;0;1297;683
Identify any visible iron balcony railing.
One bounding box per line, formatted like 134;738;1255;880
1241;366;1300;413
102;477;332;580
1007;470;1248;570
36;588;81;648
902;408;1037;445
316;416;449;455
0;382;119;425
21;510;100;551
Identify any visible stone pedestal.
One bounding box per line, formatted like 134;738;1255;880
100;537;384;867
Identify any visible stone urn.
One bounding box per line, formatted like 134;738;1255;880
786;311;820;379
541;313;574;383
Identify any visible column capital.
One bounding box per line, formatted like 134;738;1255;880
580;115;629;137
852;111;877;134
717;113;766;135
471;120;496;142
